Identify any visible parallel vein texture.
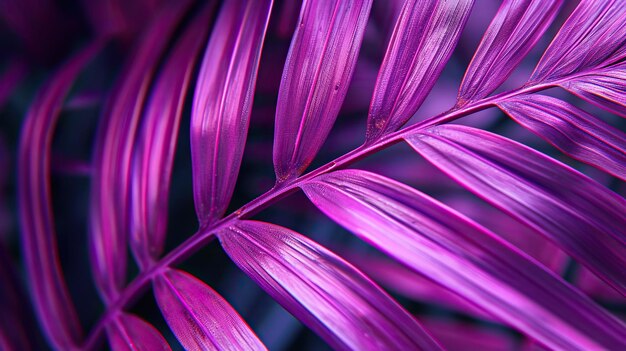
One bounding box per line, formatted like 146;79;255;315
422;319;515;351
367;0;473;142
191;0;273;226
530;0;626;83
458;0;561;102
17;41;103;349
153;269;265;351
405;125;626;296
219;220;442;351
106;314;170;351
498;94;626;180
532;0;626;117
89;0;193;301
273;0;372;181
563;63;626;117
130;4;213;268
301;170;626;350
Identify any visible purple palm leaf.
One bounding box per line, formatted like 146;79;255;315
406;125;626;294
5;0;626;350
302;169;626;349
219;220;442;351
366;0;473;141
191;0;273;226
153;269;265;350
106;313;171;351
272;0;372;181
130;1;214;268
89;0;195;301
17;41;104;349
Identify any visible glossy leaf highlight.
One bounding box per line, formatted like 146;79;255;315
405;125;626;295
346;253;495;321
153;268;265;351
366;0;473;141
130;4;213;268
498;94;626;180
302;169;626;350
220;220;442;351
191;0;273;226
273;0;373;181
458;0;561;102
89;0;193;300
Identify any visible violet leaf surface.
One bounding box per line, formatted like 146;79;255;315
219;220;442;351
273;0;373;181
302;169;626;350
405;125;626;295
191;0;273;226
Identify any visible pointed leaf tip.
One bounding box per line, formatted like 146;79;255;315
191;0;273;226
273;0;373;181
154;269;265;351
220;220;442;351
367;0;474;141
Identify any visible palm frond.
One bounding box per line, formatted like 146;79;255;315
4;0;626;350
273;0;372;181
191;0;272;226
17;41;104;349
302;169;626;349
220;220;442;350
154;269;265;350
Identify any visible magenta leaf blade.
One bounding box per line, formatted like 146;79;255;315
422;319;515;351
366;0;473;141
273;0;373;181
531;0;626;83
153;268;265;351
130;4;214;268
562;63;626;118
89;0;194;300
106;313;171;351
302;169;626;350
458;0;561;102
405;125;626;295
191;0;273;226
219;220;442;351
498;94;626;180
17;41;104;349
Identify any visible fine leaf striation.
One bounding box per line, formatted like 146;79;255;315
10;0;626;350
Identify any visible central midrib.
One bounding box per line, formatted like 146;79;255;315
80;78;557;351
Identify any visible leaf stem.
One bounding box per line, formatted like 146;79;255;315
80;81;553;350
